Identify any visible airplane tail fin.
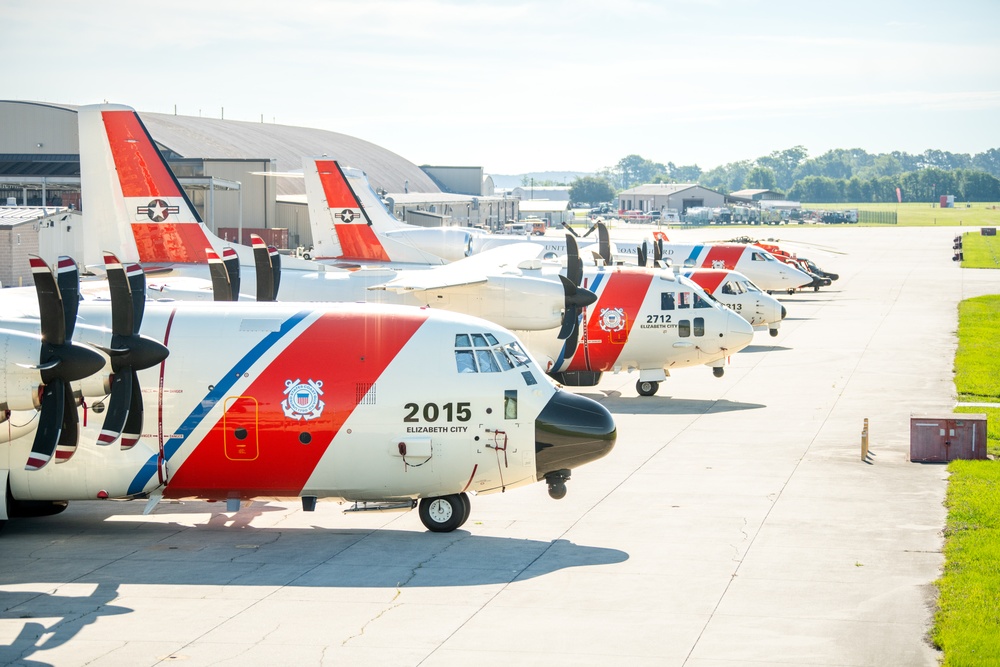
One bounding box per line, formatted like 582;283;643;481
303;157;445;265
79;104;218;265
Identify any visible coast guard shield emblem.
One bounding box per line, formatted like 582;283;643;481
598;307;626;332
281;378;325;421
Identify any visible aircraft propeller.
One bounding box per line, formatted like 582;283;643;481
596;222;612;266
251;234;281;301
558;234;596;355
207;249;237;301
24;256;105;470
95;253;169;449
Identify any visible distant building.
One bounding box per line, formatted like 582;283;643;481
511;185;570;201
728;189;785;202
618;184;725;215
518;199;572;225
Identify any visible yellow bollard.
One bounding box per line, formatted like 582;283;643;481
861;417;870;461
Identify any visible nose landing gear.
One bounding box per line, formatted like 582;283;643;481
545;469;571;500
636;379;659;396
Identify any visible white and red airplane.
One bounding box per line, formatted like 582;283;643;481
303;157;488;264
0;255;616;533
77;104;590;337
680;268;786;337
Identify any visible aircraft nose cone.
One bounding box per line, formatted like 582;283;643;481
781;305;787;320
535;389;617;480
725;309;755;353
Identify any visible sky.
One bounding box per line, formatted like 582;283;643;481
4;0;1000;174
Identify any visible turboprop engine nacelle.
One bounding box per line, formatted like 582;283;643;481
0;328;51;411
417;274;566;331
384;228;475;262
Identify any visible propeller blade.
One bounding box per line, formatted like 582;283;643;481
104;252;134;336
654;238;664;263
223;247;241;299
30;256;65;347
556;275;598;340
55;257;80;341
125;263;146;332
25;378;65;471
561;222;580;238
207;249;235;301
637;241;648;268
582;223;597;238
96;370;132;446
251;235;275;302
54;387;79;463
121;372;143;450
269;246;281;300
562;315;582;360
565;234;582;288
597;223;611;265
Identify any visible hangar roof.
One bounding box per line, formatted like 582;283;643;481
1;101;440;197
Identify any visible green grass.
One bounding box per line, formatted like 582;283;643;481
934;291;1000;664
807;202;1000;227
961;232;1000;269
954;296;1000;403
932;460;1000;664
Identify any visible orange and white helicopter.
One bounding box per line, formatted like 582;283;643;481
0;254;616;533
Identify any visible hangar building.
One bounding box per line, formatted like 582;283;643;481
0;100;473;250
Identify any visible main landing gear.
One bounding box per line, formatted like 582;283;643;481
418;493;471;532
636;379;659;396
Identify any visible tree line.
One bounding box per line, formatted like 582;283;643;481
567;147;1000;204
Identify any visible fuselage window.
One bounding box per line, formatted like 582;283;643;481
661;292;675;310
678;319;690;337
693;317;705;336
504;389;518;419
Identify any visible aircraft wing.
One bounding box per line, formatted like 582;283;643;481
372;242;547;293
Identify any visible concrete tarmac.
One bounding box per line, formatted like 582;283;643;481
1;225;998;666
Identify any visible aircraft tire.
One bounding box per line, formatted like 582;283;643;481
458;492;471;527
418;495;465;533
769;328;779;338
636;380;659;397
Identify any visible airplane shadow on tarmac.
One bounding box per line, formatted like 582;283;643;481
0;504;629;589
740;344;793;353
580;392;766;415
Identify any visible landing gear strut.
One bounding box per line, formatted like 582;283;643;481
545;469;571;500
636;379;659;396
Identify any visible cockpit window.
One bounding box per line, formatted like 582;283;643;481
678;292;691;309
455;334;531;373
741;280;762;293
693;293;712;309
751;252;765;261
661;292;676;310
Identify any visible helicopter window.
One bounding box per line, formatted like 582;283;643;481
455;350;477;373
472;334;489;347
661;292;676;310
678;319;691;337
694;317;705;336
476;349;500;372
693;293;712;309
455;334;471;347
678;292;691;309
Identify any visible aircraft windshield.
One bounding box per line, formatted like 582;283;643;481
454;333;531;374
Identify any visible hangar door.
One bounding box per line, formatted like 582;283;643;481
681;198;703;214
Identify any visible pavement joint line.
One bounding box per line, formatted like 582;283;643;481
680;261;916;666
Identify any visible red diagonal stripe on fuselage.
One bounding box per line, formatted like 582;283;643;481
567;268;652;372
131;223;214;264
701;245;745;270
164;310;427;498
103;110;182;199
686;269;728;294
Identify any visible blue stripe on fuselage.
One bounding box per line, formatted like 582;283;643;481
127;309;311;495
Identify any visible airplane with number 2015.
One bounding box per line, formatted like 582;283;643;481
0;254;616;533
